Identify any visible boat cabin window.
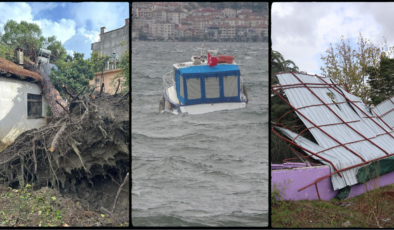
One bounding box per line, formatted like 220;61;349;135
186;77;201;100
180;75;184;98
205;76;220;98
223;75;238;97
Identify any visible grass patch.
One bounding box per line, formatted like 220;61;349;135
0;184;128;227
272;183;394;228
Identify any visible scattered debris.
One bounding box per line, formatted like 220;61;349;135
342;220;351;227
340;202;356;207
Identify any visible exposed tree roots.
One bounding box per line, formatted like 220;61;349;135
0;90;129;220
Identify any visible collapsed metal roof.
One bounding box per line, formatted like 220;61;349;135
272;72;394;191
371;97;394;129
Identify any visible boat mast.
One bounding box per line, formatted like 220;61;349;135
201;44;206;62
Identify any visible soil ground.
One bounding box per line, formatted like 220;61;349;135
0;183;128;227
272;183;394;228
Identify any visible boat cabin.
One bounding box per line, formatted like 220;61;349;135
173;64;242;106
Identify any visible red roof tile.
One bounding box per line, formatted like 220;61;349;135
0;57;42;82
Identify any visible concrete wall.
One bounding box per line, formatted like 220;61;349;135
89;69;126;94
0;77;48;151
91;24;130;57
272;165;336;201
272;163;394;201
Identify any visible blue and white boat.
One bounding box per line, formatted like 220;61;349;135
159;45;248;115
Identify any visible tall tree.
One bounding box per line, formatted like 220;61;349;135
1;20;66;65
44;35;67;64
320;33;393;104
271;50;300;85
366;54;394;105
1;20;42;62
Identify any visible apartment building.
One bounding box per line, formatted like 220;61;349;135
152;9;167;22
219;24;236;39
222;8;236;17
137;7;152;18
167;9;187;24
151;22;175;40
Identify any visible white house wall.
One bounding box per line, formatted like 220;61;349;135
0;77;48;150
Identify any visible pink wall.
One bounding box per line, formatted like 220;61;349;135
272;164;394;201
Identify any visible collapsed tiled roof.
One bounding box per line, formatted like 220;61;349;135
0;57;42;82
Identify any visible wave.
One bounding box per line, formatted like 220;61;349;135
132;42;269;227
132;214;209;227
132;132;220;141
231;210;267;216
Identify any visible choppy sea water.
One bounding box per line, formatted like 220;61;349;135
132;42;269;227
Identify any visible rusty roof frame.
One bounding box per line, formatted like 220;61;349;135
272;71;394;191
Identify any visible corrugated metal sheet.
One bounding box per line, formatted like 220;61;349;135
274;72;394;190
372;96;394;129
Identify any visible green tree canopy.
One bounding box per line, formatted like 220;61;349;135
0;43;14;61
0;20;66;65
366;54;394;105
49;52;95;97
271;50;301;85
89;51;110;73
44;35;67;64
1;20;42;61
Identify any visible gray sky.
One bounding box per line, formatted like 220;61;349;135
272;2;394;75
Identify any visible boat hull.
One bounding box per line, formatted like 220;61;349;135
163;85;246;115
179;102;246;115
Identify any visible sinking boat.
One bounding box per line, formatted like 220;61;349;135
271;72;394;200
159;45;248;115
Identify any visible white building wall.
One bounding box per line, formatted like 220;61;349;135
0;77;48;150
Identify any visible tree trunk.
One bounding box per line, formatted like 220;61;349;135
31;65;67;118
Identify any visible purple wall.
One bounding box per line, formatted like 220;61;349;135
272;164;394;201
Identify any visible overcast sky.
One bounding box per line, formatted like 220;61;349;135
272;2;394;75
0;2;129;59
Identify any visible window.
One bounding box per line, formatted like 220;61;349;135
186;77;201;100
95;77;100;85
205;76;220;98
223;75;238;97
27;94;43;118
180;75;184;98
